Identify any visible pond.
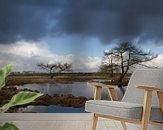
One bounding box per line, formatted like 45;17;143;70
16;82;124;113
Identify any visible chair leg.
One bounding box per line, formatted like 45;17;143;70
141;122;148;130
92;113;98;130
141;90;153;130
121;121;127;130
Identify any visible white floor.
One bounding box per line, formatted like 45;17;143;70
0;113;139;130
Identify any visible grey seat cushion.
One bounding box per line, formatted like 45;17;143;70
85;100;163;122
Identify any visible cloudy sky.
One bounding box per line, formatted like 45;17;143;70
0;0;163;72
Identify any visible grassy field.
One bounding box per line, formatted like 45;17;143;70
6;72;131;86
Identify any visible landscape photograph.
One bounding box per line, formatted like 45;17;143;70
0;0;163;130
0;0;163;113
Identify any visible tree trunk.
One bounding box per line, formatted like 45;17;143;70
117;72;128;95
50;73;54;79
119;86;125;95
117;73;125;88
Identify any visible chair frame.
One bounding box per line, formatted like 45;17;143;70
88;82;163;130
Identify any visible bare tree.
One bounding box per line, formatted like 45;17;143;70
37;63;72;78
99;63;119;77
57;63;72;73
101;42;157;89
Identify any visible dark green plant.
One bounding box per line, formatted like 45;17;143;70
0;64;43;130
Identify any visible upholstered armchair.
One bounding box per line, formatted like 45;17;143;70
85;69;163;130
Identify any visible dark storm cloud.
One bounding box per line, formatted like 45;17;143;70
0;0;61;43
0;0;163;44
59;0;163;44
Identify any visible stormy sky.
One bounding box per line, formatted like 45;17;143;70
0;0;163;71
1;0;163;44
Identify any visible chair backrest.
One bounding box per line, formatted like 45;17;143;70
122;69;163;107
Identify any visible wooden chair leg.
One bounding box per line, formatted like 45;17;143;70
121;121;127;130
92;113;98;130
94;87;102;100
141;90;152;130
157;91;163;114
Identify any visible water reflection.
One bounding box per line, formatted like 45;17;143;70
17;82;110;99
18;105;86;113
16;82;125;113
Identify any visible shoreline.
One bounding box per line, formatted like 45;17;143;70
2;73;130;113
0;87;90;113
6;73;130;86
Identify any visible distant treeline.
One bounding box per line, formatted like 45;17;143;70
9;72;131;77
7;72;132;86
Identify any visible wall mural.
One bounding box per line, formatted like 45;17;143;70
0;0;163;113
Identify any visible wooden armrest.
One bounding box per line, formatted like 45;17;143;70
87;82;116;89
137;86;163;124
137;86;163;119
87;82;118;101
137;86;163;92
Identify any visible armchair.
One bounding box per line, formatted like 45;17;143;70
85;69;163;130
